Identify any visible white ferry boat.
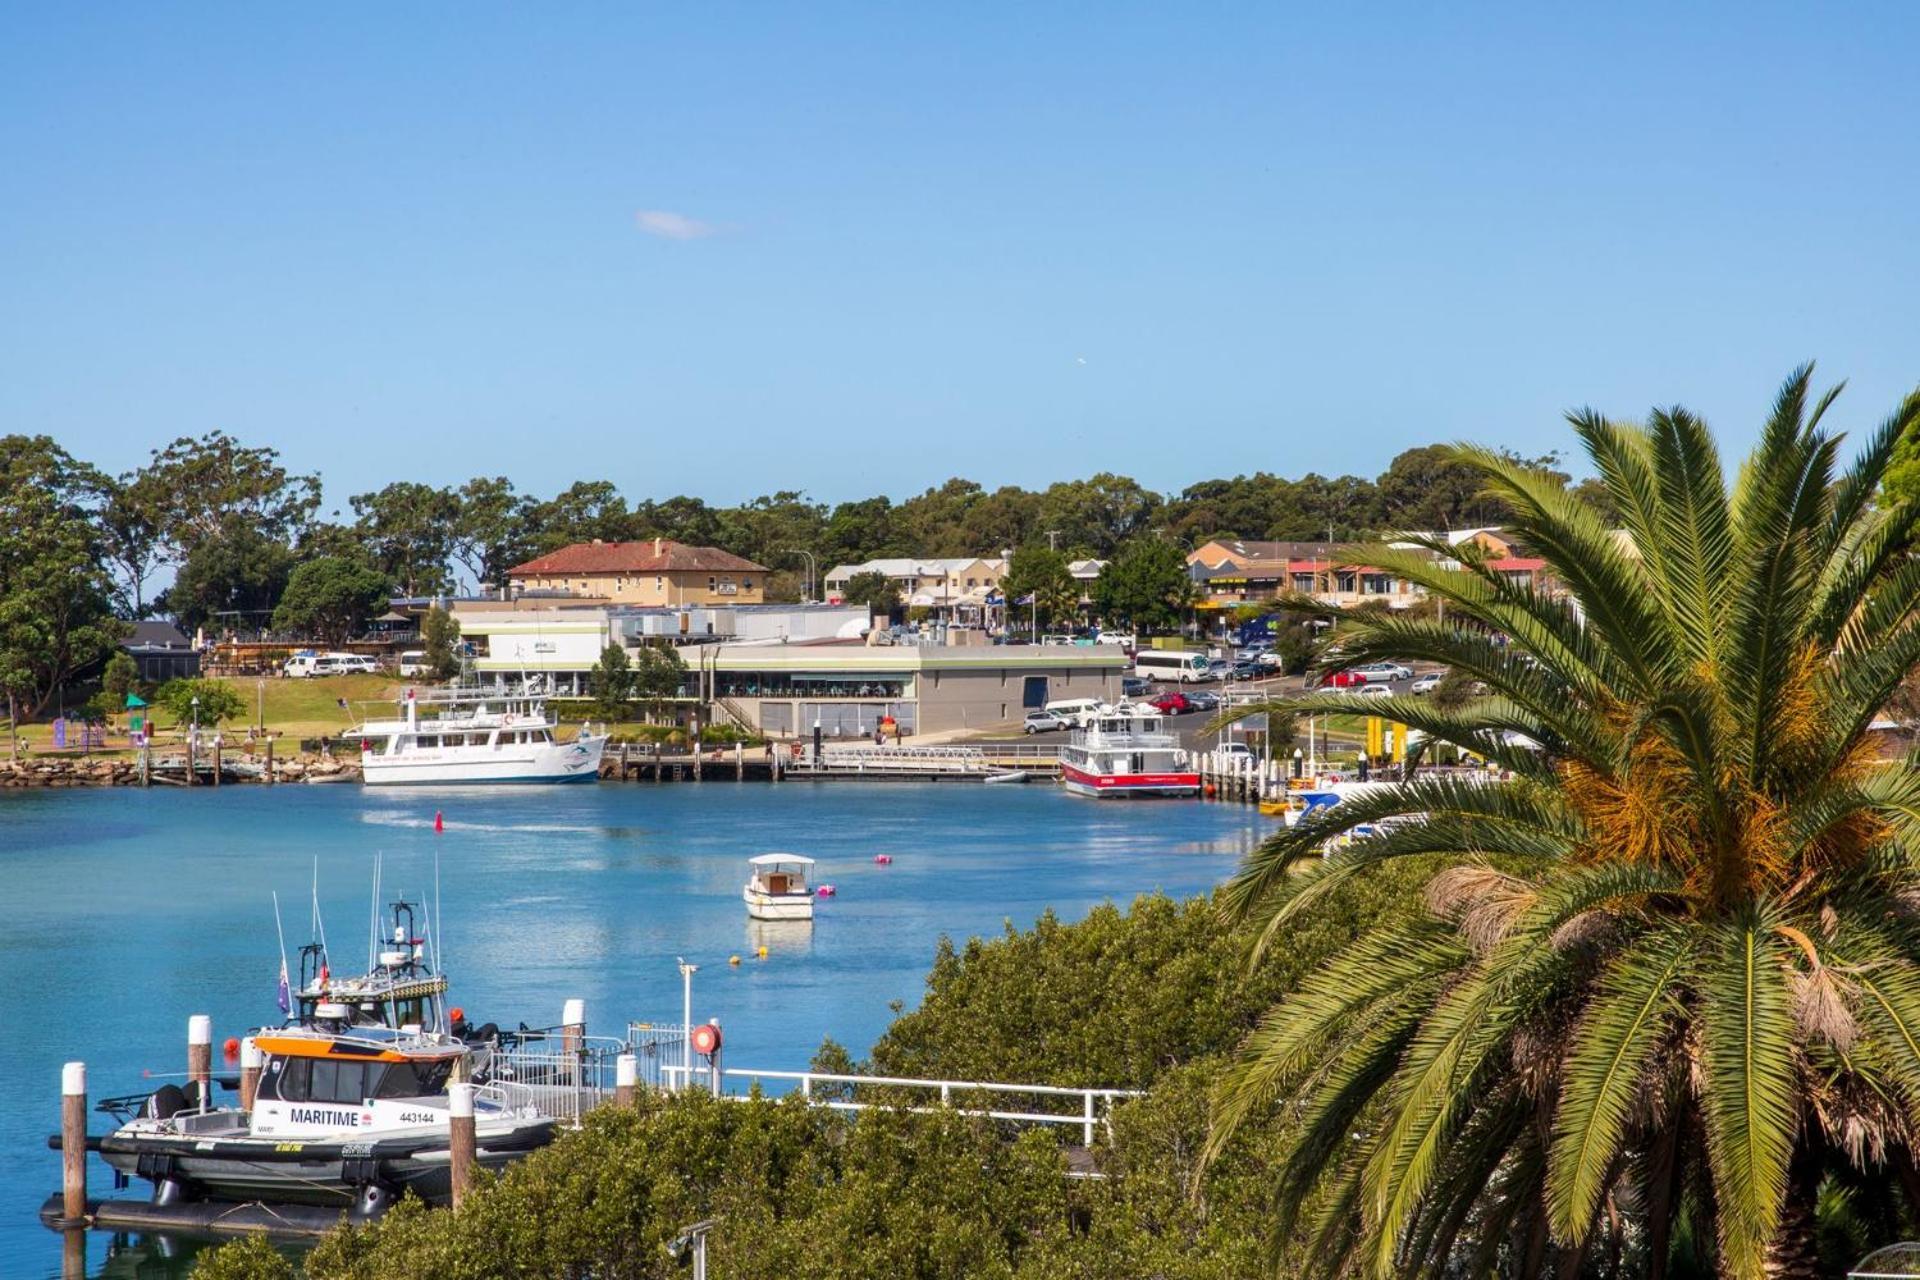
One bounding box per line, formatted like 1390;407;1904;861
1058;703;1200;798
348;686;607;786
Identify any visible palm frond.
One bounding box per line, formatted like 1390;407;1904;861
1696;907;1798;1280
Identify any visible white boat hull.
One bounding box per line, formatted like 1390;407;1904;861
744;888;815;921
360;736;606;786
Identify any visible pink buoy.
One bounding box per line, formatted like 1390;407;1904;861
815;884;836;897
874;854;892;865
434;811;444;833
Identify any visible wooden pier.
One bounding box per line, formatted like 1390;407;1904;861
603;741;1061;784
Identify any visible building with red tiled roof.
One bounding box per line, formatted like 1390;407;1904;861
507;538;769;606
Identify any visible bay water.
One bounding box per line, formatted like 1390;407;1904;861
0;781;1265;1278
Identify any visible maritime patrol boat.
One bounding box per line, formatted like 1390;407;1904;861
93;901;559;1219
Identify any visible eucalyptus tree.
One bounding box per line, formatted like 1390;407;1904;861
1210;368;1920;1278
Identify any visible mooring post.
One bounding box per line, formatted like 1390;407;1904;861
264;736;274;786
62;1225;84;1280
212;735;221;786
139;741;150;787
239;1037;261;1111
615;1053;637;1107
60;1061;86;1225
187;1015;212;1110
185;733;196;786
735;740;743;780
448;1082;475;1209
693;725;703;781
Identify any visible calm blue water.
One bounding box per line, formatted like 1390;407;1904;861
0;781;1263;1278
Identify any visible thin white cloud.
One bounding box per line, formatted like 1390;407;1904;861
635;209;717;240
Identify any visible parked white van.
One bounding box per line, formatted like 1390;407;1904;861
284;651;379;678
1042;697;1106;728
397;651;430;677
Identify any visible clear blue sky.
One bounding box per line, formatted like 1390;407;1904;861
3;4;1917;511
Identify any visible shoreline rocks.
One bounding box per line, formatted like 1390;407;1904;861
0;755;362;788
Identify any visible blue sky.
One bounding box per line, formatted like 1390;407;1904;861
3;4;1917;509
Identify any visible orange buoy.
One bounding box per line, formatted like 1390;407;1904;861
1205;783;1217;797
222;1036;240;1060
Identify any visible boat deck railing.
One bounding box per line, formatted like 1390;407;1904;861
659;1066;1142;1147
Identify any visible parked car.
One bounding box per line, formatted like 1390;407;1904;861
1219;741;1256;762
1184;690;1221;712
1229;659;1264;680
1023;710;1065;734
1121;675;1151;698
1410;671;1444;695
1255;650;1287;670
1354;682;1394;698
1148;692;1191;715
1351;662;1414;683
1311;670;1370;689
397;650;430;677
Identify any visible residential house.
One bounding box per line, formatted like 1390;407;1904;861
507;539;768;606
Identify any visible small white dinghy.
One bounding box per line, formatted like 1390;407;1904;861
744;854;816;921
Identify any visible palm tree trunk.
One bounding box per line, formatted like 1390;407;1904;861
1761;1146;1824;1280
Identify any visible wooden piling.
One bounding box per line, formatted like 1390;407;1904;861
187;1015;212;1110
62;1224;84;1280
448;1083;476;1209
264;736;274;786
185;735;196;786
239;1037;261;1111
615;1053;637;1107
693;730;703;781
735;741;743;781
60;1061;86;1225
139;743;150;787
212;737;221;786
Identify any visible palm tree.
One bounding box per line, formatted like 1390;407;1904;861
1209;367;1920;1278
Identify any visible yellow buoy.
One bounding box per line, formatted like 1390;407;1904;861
729;954;741;966
757;945;768;959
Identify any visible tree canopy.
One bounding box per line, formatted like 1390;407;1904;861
0;435;122;721
270;557;389;646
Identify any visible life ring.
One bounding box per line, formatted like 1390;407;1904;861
691;1023;722;1055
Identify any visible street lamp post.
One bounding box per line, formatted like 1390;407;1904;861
782;549;817;603
677;957;698;1091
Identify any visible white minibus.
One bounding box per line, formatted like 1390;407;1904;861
1131;650;1214;683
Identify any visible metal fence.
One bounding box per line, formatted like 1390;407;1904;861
661;1066;1140;1147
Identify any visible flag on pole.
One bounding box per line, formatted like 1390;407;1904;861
276;956;291;1014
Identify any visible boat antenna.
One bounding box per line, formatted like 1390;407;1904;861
433;845;445;977
310;857;329;956
368;850;383;971
271;889;290;996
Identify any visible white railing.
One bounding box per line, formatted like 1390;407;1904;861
809;745;994;774
660;1066;1141;1147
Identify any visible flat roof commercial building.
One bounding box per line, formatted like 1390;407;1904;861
448;604;1122;736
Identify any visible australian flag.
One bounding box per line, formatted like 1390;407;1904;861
276;957;291;1014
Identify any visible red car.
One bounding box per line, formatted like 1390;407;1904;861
1148;692;1191;715
1315;670;1368;689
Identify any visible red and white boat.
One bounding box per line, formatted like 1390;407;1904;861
1059;704;1199;798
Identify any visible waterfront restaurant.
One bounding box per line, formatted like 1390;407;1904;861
449;605;1123;736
